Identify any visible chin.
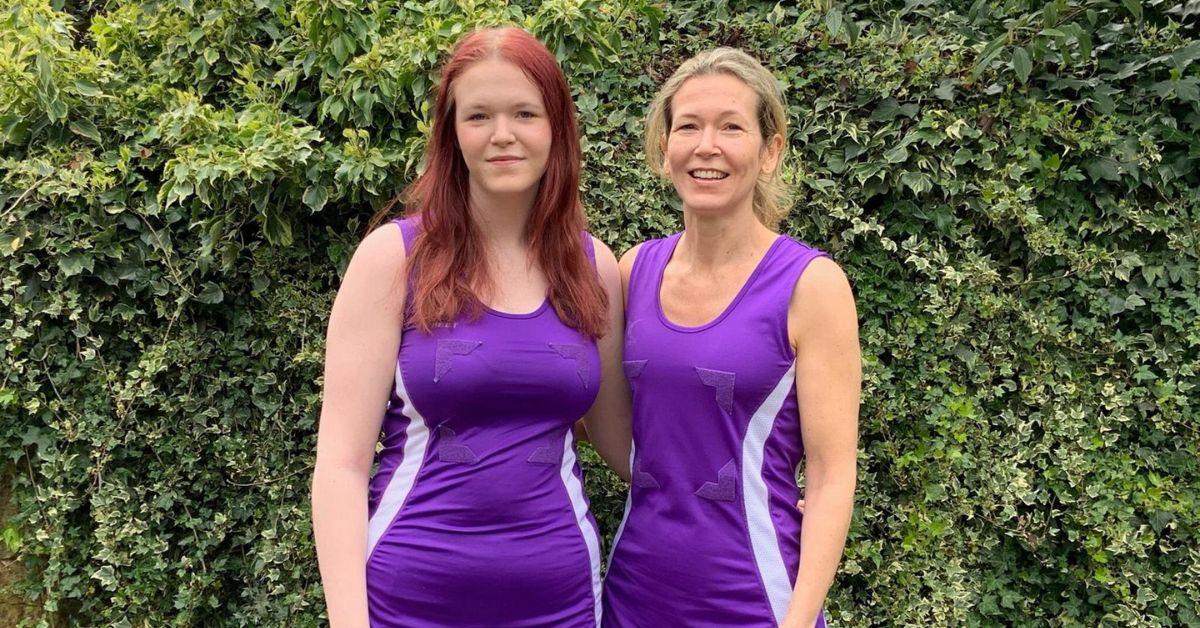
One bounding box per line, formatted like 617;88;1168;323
482;179;539;196
679;196;736;215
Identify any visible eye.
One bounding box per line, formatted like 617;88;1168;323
466;112;487;121
674;123;698;131
516;110;537;119
723;123;744;132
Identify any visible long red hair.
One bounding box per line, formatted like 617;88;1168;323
373;27;607;338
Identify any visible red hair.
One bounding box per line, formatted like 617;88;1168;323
373;27;607;338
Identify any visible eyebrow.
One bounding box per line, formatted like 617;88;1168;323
673;110;750;121
459;100;544;111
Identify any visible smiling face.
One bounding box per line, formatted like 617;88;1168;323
663;73;782;220
453;57;552;206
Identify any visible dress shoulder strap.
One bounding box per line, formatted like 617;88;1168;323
390;216;419;253
580;230;597;267
762;236;830;301
625;232;681;317
746;236;832;356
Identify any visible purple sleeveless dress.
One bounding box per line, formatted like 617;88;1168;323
365;217;603;627
602;232;830;627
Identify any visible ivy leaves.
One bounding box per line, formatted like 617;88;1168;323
1;0;1197;625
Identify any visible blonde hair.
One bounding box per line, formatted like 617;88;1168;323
644;48;791;229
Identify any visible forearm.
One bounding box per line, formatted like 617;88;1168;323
311;463;372;628
583;414;631;481
782;469;855;628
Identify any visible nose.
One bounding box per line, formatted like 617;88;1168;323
491;117;515;146
695;126;719;156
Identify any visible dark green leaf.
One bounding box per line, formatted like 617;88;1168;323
972;34;1008;79
825;8;843;38
1122;0;1142;21
1012;46;1033;83
69;119;102;144
1085;157;1121;182
1043;0;1059;27
1171;41;1200;70
263;210;293;246
197;282;224;304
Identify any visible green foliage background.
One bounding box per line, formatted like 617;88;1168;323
2;0;1198;624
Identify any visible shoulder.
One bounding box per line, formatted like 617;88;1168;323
585;235;623;318
352;219;408;272
617;231;676;279
792;256;851;302
329;220;408;324
337;220;408;311
776;234;827;260
587;233;616;262
773;236;842;295
787;255;857;344
587;233;619;280
616;241;645;279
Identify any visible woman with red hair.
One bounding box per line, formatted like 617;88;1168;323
311;27;629;627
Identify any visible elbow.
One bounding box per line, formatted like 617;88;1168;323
804;457;857;493
616;464;631;484
311;456;372;503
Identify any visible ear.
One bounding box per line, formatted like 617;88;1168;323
658;135;671;176
760;133;784;175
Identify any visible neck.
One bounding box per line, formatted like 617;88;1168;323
468;184;538;249
677;203;776;269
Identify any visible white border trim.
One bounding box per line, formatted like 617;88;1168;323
366;360;430;559
741;361;797;624
561;431;603;626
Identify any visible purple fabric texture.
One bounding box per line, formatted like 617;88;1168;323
694;458;738;502
526;432;563;466
602;231;831;628
622;359;647;379
435;425;478;464
432;339;482;383
631;457;660;489
550;342;591;388
365;218;603;628
696;367;736;414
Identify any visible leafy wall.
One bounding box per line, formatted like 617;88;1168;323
1;0;1198;624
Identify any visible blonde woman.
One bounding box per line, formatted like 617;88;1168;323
602;48;860;628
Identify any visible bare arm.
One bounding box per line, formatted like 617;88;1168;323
781;257;861;628
311;223;407;628
617;242;642;305
580;236;632;481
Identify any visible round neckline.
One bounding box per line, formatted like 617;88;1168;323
655;232;786;333
480;296;551;319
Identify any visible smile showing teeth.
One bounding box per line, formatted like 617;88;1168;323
690;169;728;180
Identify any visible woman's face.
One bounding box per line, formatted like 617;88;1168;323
454;58;552;205
663;73;781;219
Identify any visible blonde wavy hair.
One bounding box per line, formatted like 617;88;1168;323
644;48;791;229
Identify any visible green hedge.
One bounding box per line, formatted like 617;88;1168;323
2;0;1198;624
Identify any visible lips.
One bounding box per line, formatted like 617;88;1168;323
487;155;523;163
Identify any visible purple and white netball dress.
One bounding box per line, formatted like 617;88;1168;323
602;232;829;628
365;217;603;627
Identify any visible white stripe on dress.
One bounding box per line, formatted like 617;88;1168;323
561;430;603;626
741;360;798;625
366;360;430;559
605;441;636;568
